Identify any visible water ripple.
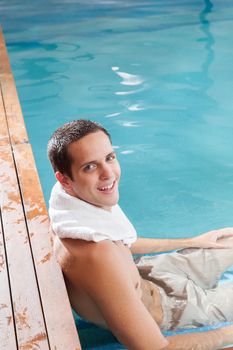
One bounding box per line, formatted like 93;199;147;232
120;150;134;155
128;104;145;111
115;88;144;96
112;66;143;86
122;121;139;127
88;84;115;92
73;52;94;61
56;42;81;52
105;112;121;118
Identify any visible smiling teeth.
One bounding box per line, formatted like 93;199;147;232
98;182;114;191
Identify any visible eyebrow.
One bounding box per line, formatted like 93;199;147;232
80;151;116;169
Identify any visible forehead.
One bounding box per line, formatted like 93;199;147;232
68;131;113;165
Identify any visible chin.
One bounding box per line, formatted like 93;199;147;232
109;197;119;207
102;196;119;208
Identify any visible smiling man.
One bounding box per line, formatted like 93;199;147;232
56;129;121;209
48;119;233;350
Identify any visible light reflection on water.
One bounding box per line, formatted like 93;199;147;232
1;0;233;237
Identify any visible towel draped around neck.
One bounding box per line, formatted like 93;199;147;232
49;182;137;247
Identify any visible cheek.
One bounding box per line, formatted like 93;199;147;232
80;174;98;189
115;162;121;178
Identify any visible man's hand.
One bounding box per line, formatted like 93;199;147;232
190;227;233;249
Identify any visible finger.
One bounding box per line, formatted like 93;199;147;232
215;232;233;239
216;227;233;234
210;242;233;249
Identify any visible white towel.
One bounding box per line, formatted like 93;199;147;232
49;182;137;247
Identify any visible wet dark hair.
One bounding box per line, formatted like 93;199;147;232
47;119;111;179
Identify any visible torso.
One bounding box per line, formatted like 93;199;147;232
54;236;163;327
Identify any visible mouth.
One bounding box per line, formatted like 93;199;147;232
97;180;116;193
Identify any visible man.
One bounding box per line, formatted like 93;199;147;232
48;119;233;349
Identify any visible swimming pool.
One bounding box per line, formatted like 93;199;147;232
1;0;233;239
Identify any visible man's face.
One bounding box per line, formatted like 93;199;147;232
57;131;121;210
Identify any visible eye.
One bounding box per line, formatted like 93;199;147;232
83;163;96;172
106;153;116;162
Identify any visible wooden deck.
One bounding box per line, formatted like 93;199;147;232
0;28;81;350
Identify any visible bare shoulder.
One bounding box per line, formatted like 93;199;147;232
72;239;126;272
58;237;119;259
54;237;122;274
55;238;133;303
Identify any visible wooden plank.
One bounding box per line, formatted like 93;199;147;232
0;145;49;350
0;87;10;146
0;30;11;75
0;209;17;350
0;29;28;145
13;143;81;350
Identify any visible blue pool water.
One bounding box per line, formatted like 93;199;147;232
1;0;233;239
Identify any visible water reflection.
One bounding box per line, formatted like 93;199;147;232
112;66;143;86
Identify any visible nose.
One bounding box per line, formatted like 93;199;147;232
100;163;113;180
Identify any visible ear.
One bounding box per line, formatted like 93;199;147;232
55;171;73;192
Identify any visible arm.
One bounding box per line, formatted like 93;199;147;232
131;236;194;254
77;240;168;350
131;227;233;254
165;324;233;350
